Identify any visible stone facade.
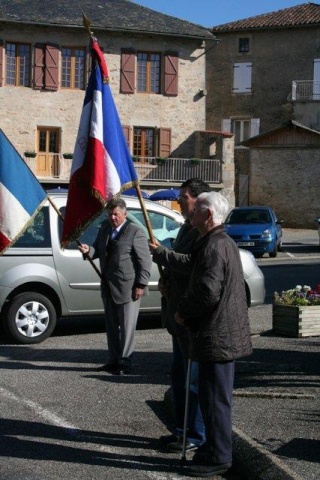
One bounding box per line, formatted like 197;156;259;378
0;25;207;158
244;123;320;229
206;18;320;219
207;26;320;134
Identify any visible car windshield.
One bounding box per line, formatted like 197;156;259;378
225;209;271;224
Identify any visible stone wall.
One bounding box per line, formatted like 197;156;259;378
249;148;320;228
206;26;320;134
0;25;206;159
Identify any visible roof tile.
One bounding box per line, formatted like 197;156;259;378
0;0;214;40
212;2;320;32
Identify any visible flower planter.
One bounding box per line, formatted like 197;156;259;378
273;304;320;337
24;151;37;158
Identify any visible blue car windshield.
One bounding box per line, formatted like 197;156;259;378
226;210;271;224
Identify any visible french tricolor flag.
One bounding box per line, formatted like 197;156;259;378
0;130;47;255
62;38;138;246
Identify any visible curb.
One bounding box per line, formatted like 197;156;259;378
164;389;303;480
232;426;304;480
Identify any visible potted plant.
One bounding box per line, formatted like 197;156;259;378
273;284;320;337
190;157;201;165
156;157;167;165
63;153;73;159
24;150;37;158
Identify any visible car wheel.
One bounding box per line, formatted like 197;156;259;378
269;243;278;258
278;239;282;251
3;292;57;344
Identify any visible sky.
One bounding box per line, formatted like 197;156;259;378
131;1;315;28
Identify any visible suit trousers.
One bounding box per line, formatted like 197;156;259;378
198;360;235;464
103;286;141;366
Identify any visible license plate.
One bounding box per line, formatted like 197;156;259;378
237;242;254;246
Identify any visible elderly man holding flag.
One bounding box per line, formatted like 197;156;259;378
62;28;152;375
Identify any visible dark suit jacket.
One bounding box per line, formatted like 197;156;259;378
90;220;152;304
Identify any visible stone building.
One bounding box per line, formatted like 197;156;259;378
207;2;320;212
242;121;320;228
0;0;235;204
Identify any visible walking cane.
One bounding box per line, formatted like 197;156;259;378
181;358;192;466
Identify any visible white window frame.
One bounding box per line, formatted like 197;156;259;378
222;118;260;144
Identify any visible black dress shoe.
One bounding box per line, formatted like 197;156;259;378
188;462;232;477
96;363;119;373
158;433;180;447
119;364;132;375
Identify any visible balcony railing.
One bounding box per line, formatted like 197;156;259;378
292;80;320;101
25;155;222;184
134;157;222;184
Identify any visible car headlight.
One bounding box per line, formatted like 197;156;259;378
261;229;272;239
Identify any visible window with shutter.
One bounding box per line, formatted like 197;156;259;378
133;127;155;161
0;41;3;87
45;44;59;91
137;52;160;93
61;47;86;89
164;53;178;96
228;117;260;144
233;62;252;93
159;128;171;157
34;44;45;89
121;50;135;94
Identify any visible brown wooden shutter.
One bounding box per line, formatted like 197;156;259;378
44;44;59;91
164;52;178;96
120;49;135;94
159;128;171;157
0;41;3;87
122;125;131;150
33;44;45;89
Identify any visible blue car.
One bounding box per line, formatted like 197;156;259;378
224;206;283;258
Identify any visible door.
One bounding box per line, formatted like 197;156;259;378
36;127;60;176
239;174;249;206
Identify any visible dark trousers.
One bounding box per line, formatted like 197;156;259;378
198;360;235;464
171;335;205;444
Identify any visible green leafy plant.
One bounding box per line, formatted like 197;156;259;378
190;157;201;165
156;157;167;165
274;284;320;306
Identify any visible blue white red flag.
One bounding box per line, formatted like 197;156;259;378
0;129;47;255
62;38;138;246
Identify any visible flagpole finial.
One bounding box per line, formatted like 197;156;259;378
82;12;94;37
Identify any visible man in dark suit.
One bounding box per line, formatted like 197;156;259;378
79;198;152;375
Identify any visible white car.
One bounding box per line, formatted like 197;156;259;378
0;191;265;344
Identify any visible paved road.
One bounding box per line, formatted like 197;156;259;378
0;228;318;480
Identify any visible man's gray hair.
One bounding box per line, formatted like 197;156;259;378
196;192;230;222
106;198;127;211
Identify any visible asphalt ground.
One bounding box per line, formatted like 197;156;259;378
231;228;319;480
0;228;318;479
